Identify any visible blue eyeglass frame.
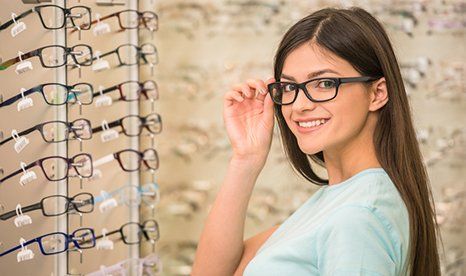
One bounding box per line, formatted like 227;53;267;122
0;228;96;257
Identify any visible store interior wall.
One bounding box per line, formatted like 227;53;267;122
0;0;464;275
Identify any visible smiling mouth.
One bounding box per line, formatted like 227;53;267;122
295;118;330;133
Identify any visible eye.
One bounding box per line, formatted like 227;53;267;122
282;83;296;92
317;79;336;89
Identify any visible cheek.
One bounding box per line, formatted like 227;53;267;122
281;106;295;131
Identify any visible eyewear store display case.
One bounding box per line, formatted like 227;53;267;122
0;0;161;275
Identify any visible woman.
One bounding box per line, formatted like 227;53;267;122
192;7;442;276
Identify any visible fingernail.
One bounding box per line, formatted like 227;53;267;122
258;88;266;95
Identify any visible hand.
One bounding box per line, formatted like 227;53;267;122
223;78;276;167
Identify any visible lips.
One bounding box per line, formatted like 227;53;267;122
294;118;330;134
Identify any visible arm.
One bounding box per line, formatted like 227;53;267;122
192;78;276;275
191;157;264;276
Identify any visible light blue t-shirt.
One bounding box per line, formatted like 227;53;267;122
243;167;410;276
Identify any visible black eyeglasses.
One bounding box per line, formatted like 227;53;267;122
267;76;380;105
0;83;94;108
93;149;159;172
93;220;160;245
92;113;162;137
0;44;93;71
79;43;157;68
0;193;94;221
0;228;95;257
0;153;93;184
0;5;92;32
93;80;159;102
0;119;92;147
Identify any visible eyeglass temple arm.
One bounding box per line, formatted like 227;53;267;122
0;237;37;257
71;49;115;70
339;76;377;83
91;119;121;134
0;8;34;31
0;161;37;184
70;12;117;34
91;84;119;98
93;153;115;168
0;86;40;108
93;228;120;241
0;49;38;70
0;202;42;221
0;124;40;146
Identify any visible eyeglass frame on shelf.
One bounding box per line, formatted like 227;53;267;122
0;118;92;147
92;80;159;102
0;82;94;108
76;43;157;68
91;113;162;137
92;148;159;172
94;182;160;207
0;44;94;71
0;5;92;32
0;228;96;257
73;9;158;32
93;220;160;245
0;153;93;184
0;192;94;221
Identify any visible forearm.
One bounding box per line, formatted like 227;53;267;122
192;156;264;276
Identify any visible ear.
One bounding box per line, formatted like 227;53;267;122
368;77;388;112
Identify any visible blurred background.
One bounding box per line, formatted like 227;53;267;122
145;0;465;275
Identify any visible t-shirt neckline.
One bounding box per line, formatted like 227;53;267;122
322;167;386;191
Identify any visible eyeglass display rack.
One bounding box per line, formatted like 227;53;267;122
0;0;159;275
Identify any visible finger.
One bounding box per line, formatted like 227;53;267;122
240;83;254;98
232;83;252;98
224;90;244;107
265;77;276;86
263;91;275;119
248;79;268;102
246;79;266;96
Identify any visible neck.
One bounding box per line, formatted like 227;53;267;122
323;115;382;186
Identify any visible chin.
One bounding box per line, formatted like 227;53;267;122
297;140;324;155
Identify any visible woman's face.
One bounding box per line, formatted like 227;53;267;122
280;42;375;155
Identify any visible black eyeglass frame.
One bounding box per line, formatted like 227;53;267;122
93;220;160;245
0;192;94;221
92;43;158;67
0;44;94;71
0;118;92;146
0;5;92;31
0;82;94;108
267;76;380;105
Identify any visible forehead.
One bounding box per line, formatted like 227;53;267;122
281;41;357;80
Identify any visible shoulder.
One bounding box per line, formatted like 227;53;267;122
315;204;402;275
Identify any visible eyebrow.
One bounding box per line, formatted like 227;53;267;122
281;69;341;81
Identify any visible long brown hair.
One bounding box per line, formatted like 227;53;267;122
273;7;443;275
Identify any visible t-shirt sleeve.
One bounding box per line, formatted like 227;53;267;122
316;204;398;276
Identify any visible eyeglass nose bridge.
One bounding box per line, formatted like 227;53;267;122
67;13;83;19
291;83;318;106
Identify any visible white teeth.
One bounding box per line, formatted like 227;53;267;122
298;119;328;128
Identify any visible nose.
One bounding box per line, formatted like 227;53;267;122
291;87;317;113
